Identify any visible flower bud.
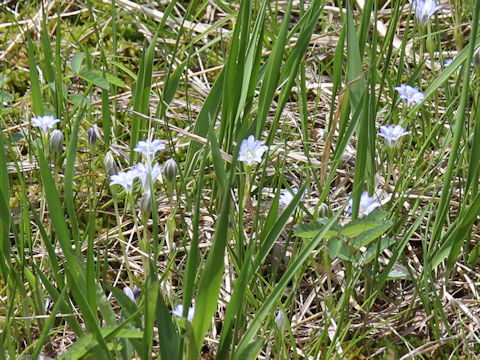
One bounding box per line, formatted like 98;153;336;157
473;47;480;68
164;158;178;183
123;286;137;304
132;285;140;298
275;309;286;331
49;129;64;153
104;151;118;177
139;192;152;214
318;203;330;218
87;127;97;147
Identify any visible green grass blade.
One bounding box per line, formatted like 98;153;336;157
430;0;480;247
64;107;86;246
130;34;157;163
0;131;11;279
255;0;292;136
190;172;233;358
234;205;345;356
27;33;44;115
31;283;68;359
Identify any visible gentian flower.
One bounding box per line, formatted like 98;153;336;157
279;187;306;207
444;58;454;67
378;125;410;147
31;115;61;134
347;191;381;218
134;162;162;193
275;309;286;330
134;139;165;164
109;168;138;193
410;0;442;26
238;135;268;166
279;188;296;207
123;286;139;304
49;129;64;153
395;84;425;106
171;304;195;322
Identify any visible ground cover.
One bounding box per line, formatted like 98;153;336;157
0;0;479;358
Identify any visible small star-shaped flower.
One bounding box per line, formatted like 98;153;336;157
134;139;165;163
395;84;425;106
171;304;195;322
410;0;442;26
238;135;268;166
134;162;162;193
378;125;410;147
347;191;381;218
109;168;138;193
31;115;61;134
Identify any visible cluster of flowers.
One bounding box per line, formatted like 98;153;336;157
110;139;165;197
362;0;444;216
32;115;98;152
109;139;178;214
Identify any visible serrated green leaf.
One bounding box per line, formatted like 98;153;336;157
351;220;392;249
294;221;340;238
79;70;109;90
105;72;126;88
362;237;396;264
68;94;90;108
327;237;351;260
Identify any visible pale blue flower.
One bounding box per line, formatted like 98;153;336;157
171;304;195;322
378;125;410;147
109;168;138;193
123;286;139;304
134;139;165;164
134;162;162;193
395;84;425;106
444;58;454;67
31;115;61;134
347;191;381;217
238;135;268;166
279;187;306;207
410;0;442;26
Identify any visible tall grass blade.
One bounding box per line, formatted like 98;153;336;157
130;35;157;163
255;0;292;136
430;0;480;250
0;131;11;279
234;205;345;356
27;33;44;115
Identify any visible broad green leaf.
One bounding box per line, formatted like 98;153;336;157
71;53;85;74
0;91;13;103
79;70;110;90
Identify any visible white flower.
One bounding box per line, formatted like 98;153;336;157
347;191;381;218
395;84;425;106
238;135;268;166
410;0;442;26
275;309;286;330
109;168;138;193
279;187;306;207
134;162;162;193
31;115;61;134
134;139;165;164
378;125;410;147
123;286;137;304
171;304;195;322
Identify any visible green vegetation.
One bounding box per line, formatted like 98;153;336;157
0;0;479;358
